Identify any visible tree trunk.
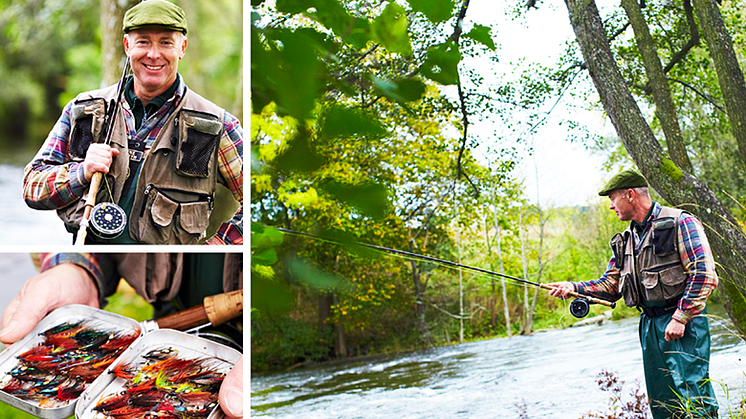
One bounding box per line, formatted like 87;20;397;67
457;206;464;344
101;0;137;86
409;240;433;346
519;211;531;335
691;0;746;167
620;0;692;172
332;294;347;358
484;217;496;328
496;222;511;337
564;0;746;335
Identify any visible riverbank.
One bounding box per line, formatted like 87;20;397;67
252;299;648;374
252;297;734;376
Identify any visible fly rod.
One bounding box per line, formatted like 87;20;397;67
75;58;131;245
146;290;244;332
279;228;616;317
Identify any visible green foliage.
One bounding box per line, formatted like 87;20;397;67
251;314;334;373
0;404;65;419
420;42;462;85
371;3;412;56
60;43;102;107
464;24;496;51
406;0;454;23
103;281;154;322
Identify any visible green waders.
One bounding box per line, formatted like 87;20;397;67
639;310;718;418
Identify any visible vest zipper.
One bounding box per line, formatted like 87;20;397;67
138;183;213;218
139;184;154;217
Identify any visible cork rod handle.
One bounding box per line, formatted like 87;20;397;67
155;290;244;331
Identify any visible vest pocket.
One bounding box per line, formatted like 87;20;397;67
69;98;107;160
641;263;687;302
139;184;214;243
151;193;179;227
175;110;222;178
619;273;639;307
651;218;677;256
609;232;628;270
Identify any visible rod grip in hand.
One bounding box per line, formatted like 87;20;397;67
541;283;615;308
74;172;104;246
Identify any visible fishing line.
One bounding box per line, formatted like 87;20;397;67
276;227;616;317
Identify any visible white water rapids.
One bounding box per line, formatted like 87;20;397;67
252;305;746;418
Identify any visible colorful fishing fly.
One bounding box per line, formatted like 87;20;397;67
0;321;140;408
93;347;227;419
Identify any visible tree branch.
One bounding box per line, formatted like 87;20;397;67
450;0;479;197
662;0;699;74
667;77;725;113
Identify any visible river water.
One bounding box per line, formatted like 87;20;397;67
0;165;71;245
251;306;746;418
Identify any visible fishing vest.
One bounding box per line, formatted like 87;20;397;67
110;253;243;304
57;82;225;244
611;206;688;308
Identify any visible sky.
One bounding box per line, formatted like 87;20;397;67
464;0;620;208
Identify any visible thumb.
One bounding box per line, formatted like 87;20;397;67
0;300;47;345
219;356;243;418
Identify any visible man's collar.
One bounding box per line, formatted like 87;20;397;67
631;202;659;235
124;74;181;110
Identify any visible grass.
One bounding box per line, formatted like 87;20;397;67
0;279;153;418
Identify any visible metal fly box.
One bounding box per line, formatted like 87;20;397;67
0;305;241;419
0;305;143;419
75;329;241;419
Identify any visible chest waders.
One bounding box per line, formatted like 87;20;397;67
613;207;717;418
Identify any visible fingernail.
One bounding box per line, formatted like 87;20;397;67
224;388;243;418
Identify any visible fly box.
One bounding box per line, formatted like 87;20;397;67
0;305;241;419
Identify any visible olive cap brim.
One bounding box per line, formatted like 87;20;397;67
598;169;648;196
123;0;188;34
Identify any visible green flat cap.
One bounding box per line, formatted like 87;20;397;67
598;169;648;196
123;0;188;34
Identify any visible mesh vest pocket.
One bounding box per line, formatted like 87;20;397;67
69;115;94;159
69;99;106;160
176;110;222;178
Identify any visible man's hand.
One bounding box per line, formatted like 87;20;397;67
664;318;686;341
219;356;243;418
547;282;575;299
0;263;99;345
83;144;120;182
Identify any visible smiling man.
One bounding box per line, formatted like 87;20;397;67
22;0;243;245
548;169;718;418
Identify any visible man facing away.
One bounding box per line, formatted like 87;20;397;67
549;169;718;418
22;0;243;245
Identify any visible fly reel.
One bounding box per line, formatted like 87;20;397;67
569;298;591;318
89;202;127;239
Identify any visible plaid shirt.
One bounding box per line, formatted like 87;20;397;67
575;202;718;324
23;76;243;244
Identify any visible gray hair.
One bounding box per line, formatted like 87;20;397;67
630;187;650;198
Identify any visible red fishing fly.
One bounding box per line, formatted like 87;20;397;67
0;321;140;408
94;348;227;419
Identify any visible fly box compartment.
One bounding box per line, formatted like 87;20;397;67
75;329;241;419
0;305;241;419
0;305;143;419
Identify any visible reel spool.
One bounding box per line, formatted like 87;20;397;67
89;202;127;239
569;298;590;318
